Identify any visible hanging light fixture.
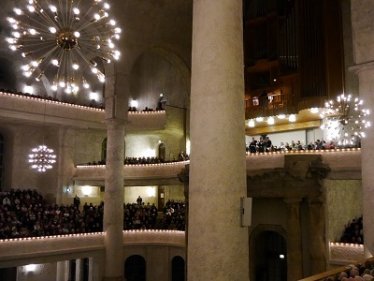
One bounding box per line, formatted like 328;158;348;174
6;0;121;95
28;144;57;172
321;93;371;146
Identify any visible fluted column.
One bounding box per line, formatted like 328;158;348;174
350;0;374;257
284;198;303;281
188;0;249;280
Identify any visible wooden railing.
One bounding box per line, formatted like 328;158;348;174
298;257;374;281
298;265;353;281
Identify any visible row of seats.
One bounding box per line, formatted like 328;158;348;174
0;189;186;239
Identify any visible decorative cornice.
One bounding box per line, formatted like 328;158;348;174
349;60;374;74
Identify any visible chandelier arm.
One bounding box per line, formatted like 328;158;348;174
30;1;62;30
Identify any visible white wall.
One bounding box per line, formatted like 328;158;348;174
125;186;158;205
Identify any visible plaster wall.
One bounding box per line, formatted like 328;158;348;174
125;186;158;205
126;107;186;161
350;0;374;64
324;179;362;242
124;185;184;204
129;51;189;111
251;198;288;231
341;0;358;96
72;129;106;165
162;185;185;202
5;123;59;201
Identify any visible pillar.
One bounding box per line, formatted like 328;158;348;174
56;261;69;281
103;69;127;280
89;255;104;281
307;198;326;274
75;259;83;281
284;198;303;281
188;0;249;280
103;118;125;281
350;0;374;257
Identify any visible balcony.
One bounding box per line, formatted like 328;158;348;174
0;91;166;130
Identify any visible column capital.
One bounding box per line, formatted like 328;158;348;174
349;60;374;74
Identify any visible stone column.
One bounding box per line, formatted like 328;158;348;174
178;164;189;280
350;0;374;257
307;198;326;274
188;0;249;280
89;255;104;281
284;198;303;281
103;69;127;280
103;118;125;281
75;259;83;281
56;261;69;281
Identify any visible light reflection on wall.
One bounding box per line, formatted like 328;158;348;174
77;185;99;197
186;139;191;155
125;186;158;205
125;135;160;158
23;264;38;273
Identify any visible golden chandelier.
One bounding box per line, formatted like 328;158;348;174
6;0;121;95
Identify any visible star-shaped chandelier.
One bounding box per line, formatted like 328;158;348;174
28;145;57;172
321;93;371;146
6;0;121;95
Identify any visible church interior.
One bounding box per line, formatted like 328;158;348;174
0;0;373;280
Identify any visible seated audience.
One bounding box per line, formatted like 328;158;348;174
340;216;363;244
0;189;186;239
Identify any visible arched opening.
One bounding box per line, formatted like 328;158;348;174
124;255;146;281
171;256;185;281
254;230;287;281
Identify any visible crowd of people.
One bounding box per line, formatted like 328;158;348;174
246;136;344;153
0;190;186;239
0;189;104;238
322;258;374;281
124;201;158;229
161;200;186;231
340;216;363;244
81;154;190;166
128;106;160;112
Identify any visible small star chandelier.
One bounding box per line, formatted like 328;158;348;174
28;144;57;172
321;93;371;146
6;0;121;95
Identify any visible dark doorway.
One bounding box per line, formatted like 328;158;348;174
69;260;76;281
124;255;146;281
254;231;287;281
0;267;17;281
82;258;89;281
171;256;185;281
